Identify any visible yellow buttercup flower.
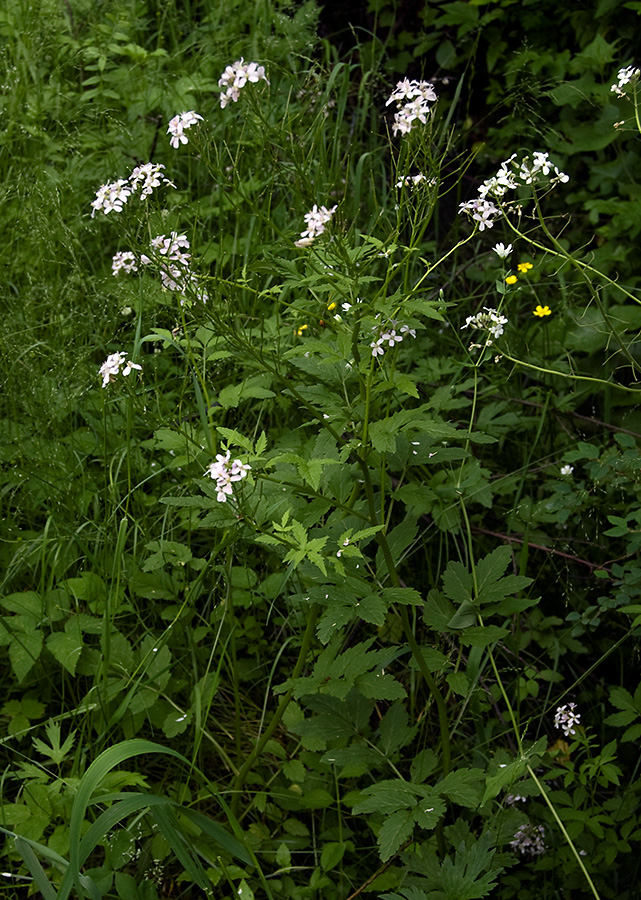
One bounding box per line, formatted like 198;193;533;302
327;301;337;311
517;262;533;273
296;324;308;336
533;305;551;317
505;275;518;285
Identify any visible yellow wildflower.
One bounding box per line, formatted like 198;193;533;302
327;301;337;311
533;305;551;317
296;324;308;336
517;262;533;273
505;275;518;285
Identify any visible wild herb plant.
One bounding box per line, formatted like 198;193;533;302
2;2;641;899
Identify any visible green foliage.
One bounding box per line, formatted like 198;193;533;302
2;1;641;899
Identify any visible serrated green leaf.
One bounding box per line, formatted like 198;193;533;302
357;594;387;626
380;587;423;606
46;633;83;676
448;601;478;629
442;561;474;605
276;842;291;868
215;426;254;452
459;625;509;647
356;671;406;700
378;808;415;861
424;590;455;630
317;605;355;644
437;768;484;808
352;781;420;815
413;795;446;829
378;704;416;756
410;749;439;784
10;632;43;682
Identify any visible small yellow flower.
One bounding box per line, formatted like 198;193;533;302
533;305;551;317
296;324;308;336
327;301;337;311
517;262;533;273
505;275;518;285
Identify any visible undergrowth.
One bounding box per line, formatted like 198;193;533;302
1;1;641;899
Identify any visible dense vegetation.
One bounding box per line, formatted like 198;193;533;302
2;1;641;898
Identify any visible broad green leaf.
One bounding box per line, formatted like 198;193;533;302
378;704;416;756
10;631;43;682
459;625;509;648
215;426;254;453
424;591;456;631
356;671;406;700
321;745;381;776
437;769;484;808
357;593;387;626
410;749;439;784
46;633;83;676
442;561;474;605
321;841;346;872
353;780;421;815
0;591;42;617
413;795;446;829
317;605;356;644
378;808;415;861
379;587;423;606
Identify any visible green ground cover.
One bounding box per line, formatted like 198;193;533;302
2;1;641;897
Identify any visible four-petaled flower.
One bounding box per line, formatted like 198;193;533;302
461;307;508;344
167;111;203;149
533;305;551;317
295;204;338;247
99;351;142;387
458;198;500;231
554;702;581;737
218;58;269;108
204;452;251;503
387;79;437;136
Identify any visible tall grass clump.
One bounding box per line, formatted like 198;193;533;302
2;2;641;899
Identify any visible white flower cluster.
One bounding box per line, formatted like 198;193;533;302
294;204;338;248
458;198;500;231
611;65;641;96
204;451;251;503
461;307;508;345
386;78;437;136
112;251;138;276
110;233;206;302
99;351;142;388
167;111;203;149
554;702;581;737
478;152;569;201
370;323;416;358
142;232;206;302
218;58;268;108
509;824;546;858
91;163;174;217
458;152;567;231
396;173;434;189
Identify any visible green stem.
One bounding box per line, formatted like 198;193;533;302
484;635;601;900
230;604;319;817
526;765;602;900
400;606;451;776
499;351;641;394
